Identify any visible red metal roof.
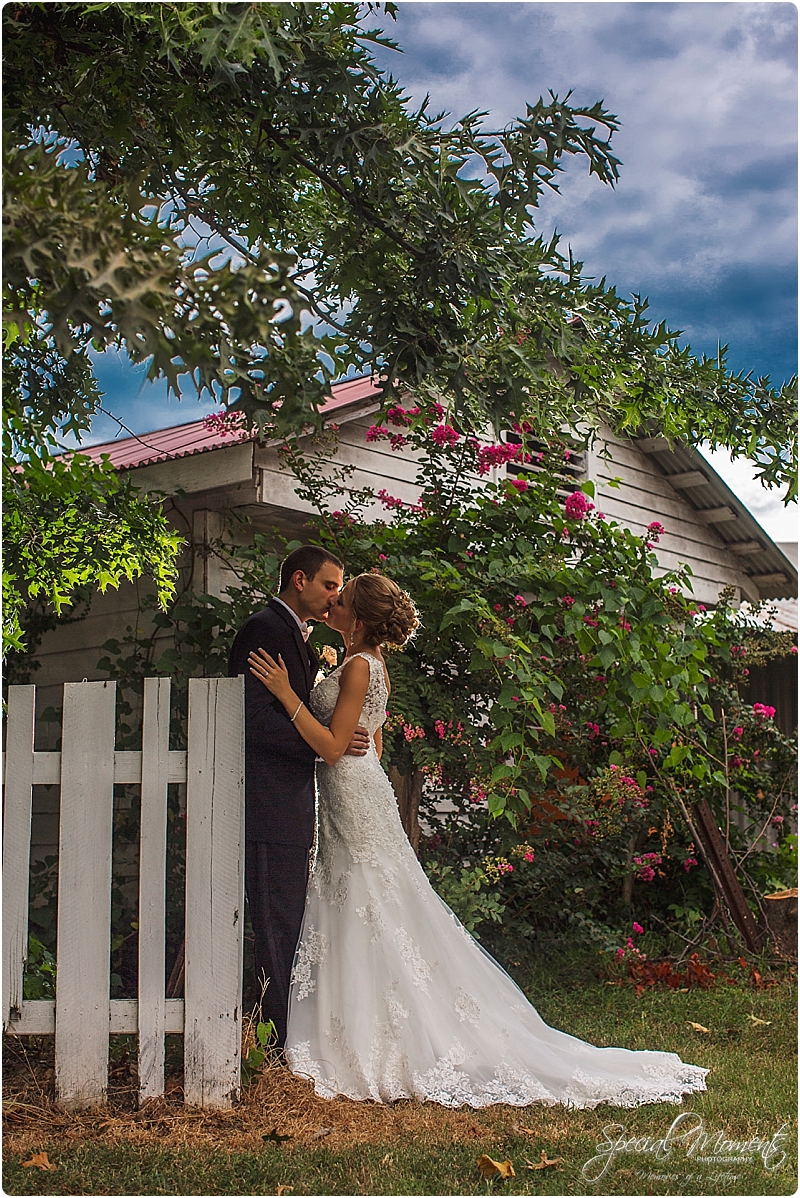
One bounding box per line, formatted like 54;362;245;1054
82;375;381;471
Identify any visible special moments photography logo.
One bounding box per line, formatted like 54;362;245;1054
581;1111;790;1185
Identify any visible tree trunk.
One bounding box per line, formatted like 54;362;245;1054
388;766;423;855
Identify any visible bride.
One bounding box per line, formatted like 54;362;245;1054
248;572;709;1109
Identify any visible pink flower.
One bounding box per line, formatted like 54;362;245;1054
619;617;631;632
428;401;445;418
771;815;784;826
632;922;644;935
389;434;408;451
523;848;534;862
387;405;418;427
583;616;599;627
732;726;744;739
791;646;798;654
683;857;698;872
586;722;600;738
366;424;390;442
564;490;594;520
509;478;528;493
752;703;776;720
647;521;666;541
615;948;625;961
378;553;388;561
561;595;575;607
514;594;528;606
431;423;459;447
377;488;405;510
648;748;658;756
506;617;515;627
493;603;503;612
476;442;522;476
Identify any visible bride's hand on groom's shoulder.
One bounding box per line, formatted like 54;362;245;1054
248;648;293;703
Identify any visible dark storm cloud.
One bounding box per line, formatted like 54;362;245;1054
371;2;797;384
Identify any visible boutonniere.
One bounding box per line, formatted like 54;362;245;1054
314;643;340;684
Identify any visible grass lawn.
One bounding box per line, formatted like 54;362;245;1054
3;951;796;1196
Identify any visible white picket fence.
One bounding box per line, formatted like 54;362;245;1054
2;677;245;1110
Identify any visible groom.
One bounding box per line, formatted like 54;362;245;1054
228;544;367;1047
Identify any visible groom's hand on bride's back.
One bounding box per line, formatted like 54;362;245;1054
344;726;370;756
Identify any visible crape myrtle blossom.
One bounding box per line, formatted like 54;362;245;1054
431;423;460;448
564;490;594;520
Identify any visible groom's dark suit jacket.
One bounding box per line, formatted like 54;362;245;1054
228;599;319;847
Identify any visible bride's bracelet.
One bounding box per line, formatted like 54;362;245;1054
290;701;304;723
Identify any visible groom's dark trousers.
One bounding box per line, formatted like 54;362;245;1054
228;599;319;1047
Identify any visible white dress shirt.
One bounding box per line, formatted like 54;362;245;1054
274;596;311;641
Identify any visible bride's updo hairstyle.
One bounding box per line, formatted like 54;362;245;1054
350;573;419;648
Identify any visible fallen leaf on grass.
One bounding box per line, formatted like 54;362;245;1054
263;1127;292;1144
477;1154;516;1179
310;1126;333;1140
686;1021;711;1034
525;1151;563;1171
510;1123;537;1135
276;1186;293;1195
22;1152;56;1171
746;1015;772;1026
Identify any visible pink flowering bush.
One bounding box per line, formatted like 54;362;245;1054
115;398;795;951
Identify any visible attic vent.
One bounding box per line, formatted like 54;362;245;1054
501;432;587;494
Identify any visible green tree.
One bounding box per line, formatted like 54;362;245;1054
4;2;795;652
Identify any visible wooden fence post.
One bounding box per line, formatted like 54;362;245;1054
2;685;36;1027
55;681;116;1109
183;676;245;1108
137;677;171;1104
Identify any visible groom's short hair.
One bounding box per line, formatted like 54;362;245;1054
279;545;344;592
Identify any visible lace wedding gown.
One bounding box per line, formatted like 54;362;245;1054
285;652;709;1109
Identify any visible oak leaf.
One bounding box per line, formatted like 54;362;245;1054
477;1154;515;1179
686;1021;711;1033
22;1152;56;1170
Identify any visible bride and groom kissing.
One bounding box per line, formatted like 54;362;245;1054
229;544;709;1109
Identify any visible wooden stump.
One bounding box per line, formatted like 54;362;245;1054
763;888;798;959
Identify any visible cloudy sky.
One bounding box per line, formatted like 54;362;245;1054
86;1;797;538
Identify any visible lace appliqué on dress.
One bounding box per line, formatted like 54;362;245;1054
291;927;329;1001
454;987;481;1025
356;895;387;942
394;927;435;993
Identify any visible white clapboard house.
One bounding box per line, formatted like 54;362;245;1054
22;374;797;863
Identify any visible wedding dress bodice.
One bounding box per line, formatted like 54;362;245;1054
285;653;709;1110
309;651;388;735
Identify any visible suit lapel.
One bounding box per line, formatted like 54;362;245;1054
267;598;313;694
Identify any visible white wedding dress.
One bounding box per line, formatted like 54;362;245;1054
285;653;709;1109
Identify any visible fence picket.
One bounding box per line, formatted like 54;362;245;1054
2;685;36;1027
55;681;116;1109
184;677;245;1108
137;677;171;1103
